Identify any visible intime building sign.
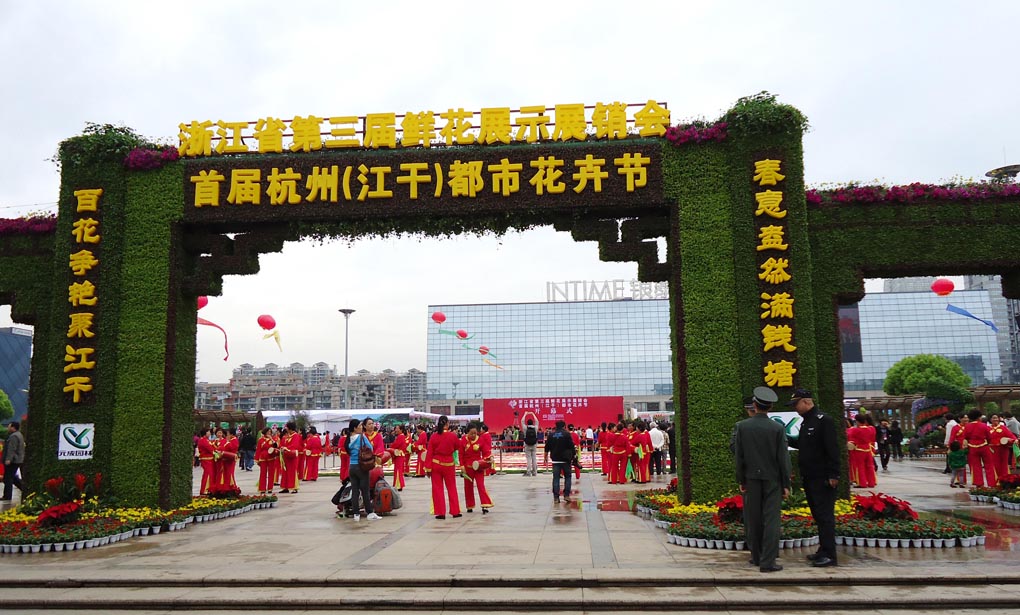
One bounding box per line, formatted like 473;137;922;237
545;279;670;302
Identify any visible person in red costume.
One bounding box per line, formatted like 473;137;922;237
413;426;429;477
425;415;462;519
599;423;612;477
951;414;969;448
391;424;411;491
196;427;217;496
608;423;629;485
279;421;303;493
363;418;386;459
255;427;278;494
569;424;582;482
479;423;496;476
989;414;1018;481
632;421;653;483
963;409;997;487
338;427;350;483
847;416;875;488
302;427;323;482
460;422;494;514
214;427;239;494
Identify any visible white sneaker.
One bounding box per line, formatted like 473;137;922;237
353;514;360;521
367;512;382;520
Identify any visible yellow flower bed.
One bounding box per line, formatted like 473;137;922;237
645;493;855;518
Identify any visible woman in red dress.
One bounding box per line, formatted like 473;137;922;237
460;422;493;513
426;415;462;519
279;421;303;493
338;427;351;483
989;414;1017;482
196;427;217;495
214;427;239;494
255;427;278;494
302;427;323;482
391;425;411;491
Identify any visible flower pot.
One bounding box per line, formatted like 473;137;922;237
42;543;52;552
922;539;933;548
29;544;41;553
933;538;944;548
151;526;161;535
52;542;65;552
679;537;690;547
269;501;278;508
75;540;86;550
713;540;725;550
969;495;978;501
668;535;676;544
110;534;120;544
84;539;95;548
854;537;865;547
735;541;746;551
835;536;844;546
794;538;803;548
724;540;735;550
977;535;986;546
866;538;877;547
911;539;922;548
877;538;888;547
943;538;956;547
696;538;707;548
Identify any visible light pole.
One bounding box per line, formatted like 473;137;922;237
339;309;355;409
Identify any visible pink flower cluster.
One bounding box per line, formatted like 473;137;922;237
124;146;180;171
664;122;728;146
0;215;57;236
807;182;1020;205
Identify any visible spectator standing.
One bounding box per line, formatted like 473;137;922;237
545;420;576;503
649;422;665;476
1004;412;1020;438
239;428;257;472
344;419;382;521
943;414;958;474
888;420;904;462
521;412;539;477
733;387;790;573
786;388;840;568
876;419;892;472
585;425;595;451
2;422;25;501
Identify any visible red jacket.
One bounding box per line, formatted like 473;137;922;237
426;431;460;468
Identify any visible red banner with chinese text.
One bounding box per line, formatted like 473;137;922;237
483;396;623;432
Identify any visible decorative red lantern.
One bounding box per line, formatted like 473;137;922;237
478;346;489;355
931;278;955;296
257;314;277;330
456;329;468;339
197;296;208;310
431;311;446;325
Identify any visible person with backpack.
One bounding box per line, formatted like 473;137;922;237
521;411;539;476
344;419;382;522
544;420;577;503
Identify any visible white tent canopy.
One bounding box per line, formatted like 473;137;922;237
257;408;416;434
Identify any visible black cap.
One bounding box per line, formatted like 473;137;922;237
752;386;779;407
784;388;813;406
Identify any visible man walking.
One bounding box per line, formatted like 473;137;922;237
787;389;840;568
876;419;892;472
2;422;25;501
733;387;790;573
545;420;576;503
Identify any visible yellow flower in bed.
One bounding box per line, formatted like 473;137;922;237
0;509;37;523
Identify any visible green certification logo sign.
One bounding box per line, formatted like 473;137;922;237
58;423;94;460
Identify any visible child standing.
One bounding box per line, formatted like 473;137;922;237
948;441;968;487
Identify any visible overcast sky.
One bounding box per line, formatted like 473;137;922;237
1;1;1016;383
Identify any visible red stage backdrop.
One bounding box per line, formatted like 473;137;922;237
483;396;624;432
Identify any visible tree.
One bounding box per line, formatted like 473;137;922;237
883;354;974;406
0;388;13;422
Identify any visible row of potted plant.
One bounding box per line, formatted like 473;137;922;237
0;494;277;554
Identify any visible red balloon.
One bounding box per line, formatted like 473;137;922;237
931;278;955;296
432;311;446;324
456;329;468;339
196;296;208;310
257;314;276;330
478;346;489;355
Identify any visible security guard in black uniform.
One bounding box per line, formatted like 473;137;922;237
733;386;791;573
786;388;840;567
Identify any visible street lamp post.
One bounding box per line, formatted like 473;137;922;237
339;309;355;409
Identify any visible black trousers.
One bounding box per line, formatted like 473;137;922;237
348;465;374;515
878;444;891;469
650;450;664;475
3;463;24;500
803;476;837;562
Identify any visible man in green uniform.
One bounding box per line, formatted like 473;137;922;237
733;386;791;573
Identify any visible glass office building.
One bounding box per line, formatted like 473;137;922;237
842;289;1003;393
0;326;32;422
426;300;673;400
427;287;1010;402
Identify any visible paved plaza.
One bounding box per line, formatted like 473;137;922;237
3;458;1020;613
